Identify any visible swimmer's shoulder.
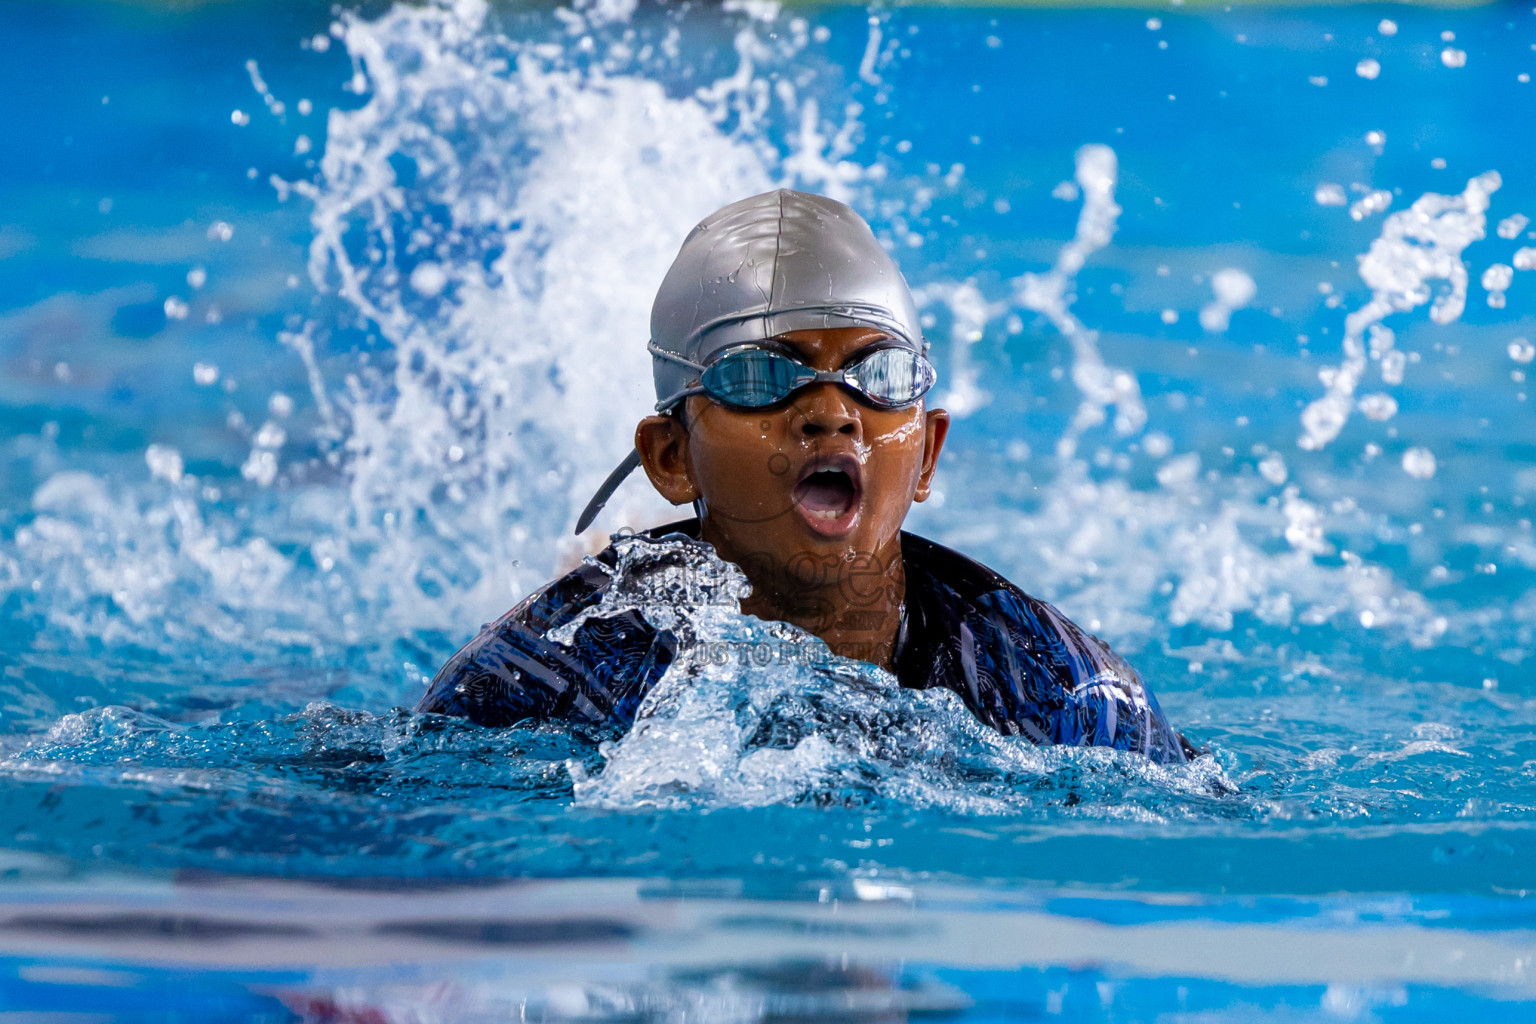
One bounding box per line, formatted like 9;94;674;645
900;532;1123;646
898;531;1016;603
900;531;1191;762
419;524;703;722
417;544;620;720
897;530;1134;690
899;532;1071;639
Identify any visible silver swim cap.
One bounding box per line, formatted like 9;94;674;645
575;189;926;533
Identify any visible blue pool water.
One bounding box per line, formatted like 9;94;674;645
2;0;1535;1019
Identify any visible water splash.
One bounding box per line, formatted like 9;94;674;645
1016;144;1147;456
563;535;1231;815
4;3;1535;888
1299;171;1500;452
908;155;1451;650
4;0;1471;684
915;278;1005;418
940;463;1448;650
0;0;881;676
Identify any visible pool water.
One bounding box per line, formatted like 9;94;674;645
1;0;1534;1019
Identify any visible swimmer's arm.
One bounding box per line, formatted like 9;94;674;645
986;590;1191;764
1061;636;1191;765
417;618;600;727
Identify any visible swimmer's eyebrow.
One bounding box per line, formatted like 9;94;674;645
839;336;903;367
767;332;900;368
752;338;801;359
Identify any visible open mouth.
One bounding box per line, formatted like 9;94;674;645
791;458;861;534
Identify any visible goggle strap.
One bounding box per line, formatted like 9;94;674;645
573;447;643;535
654;385;706;413
649;343;710;412
647;342;706;371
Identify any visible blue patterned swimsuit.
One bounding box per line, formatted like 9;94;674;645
420;521;1191;764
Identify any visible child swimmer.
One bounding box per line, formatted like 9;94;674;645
421;190;1193;764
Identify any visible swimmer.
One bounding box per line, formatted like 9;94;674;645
421;190;1193;764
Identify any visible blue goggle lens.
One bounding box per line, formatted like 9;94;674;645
851;347;936;408
700;347;936;410
701;350;816;407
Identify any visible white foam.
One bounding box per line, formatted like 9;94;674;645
568;536;1227;813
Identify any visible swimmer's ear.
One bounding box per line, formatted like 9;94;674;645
635;414;700;506
913;408;950;503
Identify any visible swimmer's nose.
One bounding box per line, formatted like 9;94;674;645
795;383;862;440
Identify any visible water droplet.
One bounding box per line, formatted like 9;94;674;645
409;262;448;297
241;449;279;487
1380;350;1406;386
1441;48;1467;69
1258;453;1288;485
1314;183;1346;206
1402;447;1437;480
254;422;287;449
1357;393;1398;421
1199;268;1255;331
144;444;184;484
1482;264;1513;307
1497;214;1529;240
1348;189;1392;221
1356;59;1380;80
1508;338;1535;364
1378;19;1397;37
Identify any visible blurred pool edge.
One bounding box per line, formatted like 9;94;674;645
0;869;1532;995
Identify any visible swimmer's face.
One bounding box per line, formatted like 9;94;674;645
635;326;949;586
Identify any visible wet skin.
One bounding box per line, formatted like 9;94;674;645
634;326;950;670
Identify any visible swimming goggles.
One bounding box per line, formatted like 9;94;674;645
649;342;937;413
576;341;937;534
